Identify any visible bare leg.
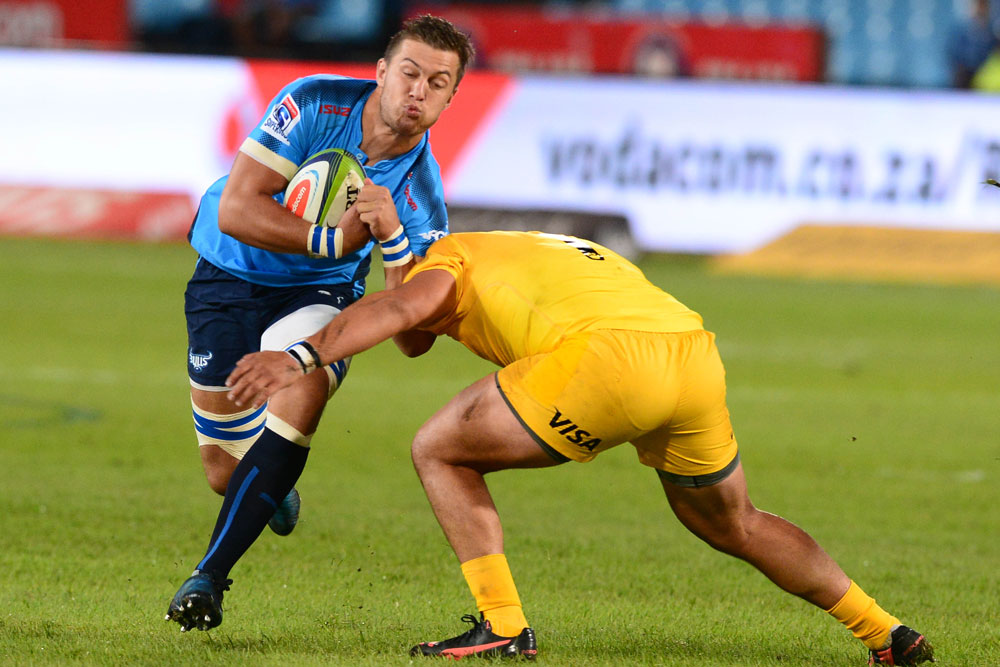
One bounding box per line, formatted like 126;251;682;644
191;370;329;494
661;461;850;610
410;374;560;562
198;442;240;495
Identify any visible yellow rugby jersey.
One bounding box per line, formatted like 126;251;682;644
404;231;704;367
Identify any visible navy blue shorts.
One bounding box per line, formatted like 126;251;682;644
185;258;359;387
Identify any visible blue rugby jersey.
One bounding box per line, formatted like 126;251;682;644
188;75;449;291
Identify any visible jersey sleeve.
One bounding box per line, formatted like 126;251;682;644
238;76;330;180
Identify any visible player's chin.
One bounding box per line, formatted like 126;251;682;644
394;114;429;137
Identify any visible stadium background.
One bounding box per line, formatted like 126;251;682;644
3;0;1000;280
1;1;999;665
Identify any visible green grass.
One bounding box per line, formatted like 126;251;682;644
0;237;997;666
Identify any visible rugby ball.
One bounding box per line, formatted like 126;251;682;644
284;148;366;227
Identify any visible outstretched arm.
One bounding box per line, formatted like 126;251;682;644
381;256;437;357
226;268;456;407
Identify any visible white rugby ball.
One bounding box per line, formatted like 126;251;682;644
284;148;366;227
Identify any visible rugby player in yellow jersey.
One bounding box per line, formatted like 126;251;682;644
225;230;934;665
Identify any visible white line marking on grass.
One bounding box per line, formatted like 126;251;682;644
876;468;989;484
728;384;998;408
956;470;986;483
1;366;181;387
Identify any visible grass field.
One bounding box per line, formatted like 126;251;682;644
1;237;997;666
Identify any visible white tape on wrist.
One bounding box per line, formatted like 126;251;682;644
332;227;344;259
380;226;413;268
307;225;327;258
381;226;404;243
307;226;345;259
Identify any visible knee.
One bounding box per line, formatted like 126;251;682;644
703;526;752;558
204;465;231;496
411;415;467;478
200;446;239;496
687;511;760;559
410;421;442;476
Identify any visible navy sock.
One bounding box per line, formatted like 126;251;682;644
197;427;309;579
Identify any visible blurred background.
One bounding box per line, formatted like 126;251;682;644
7;0;1000;87
2;0;1000;281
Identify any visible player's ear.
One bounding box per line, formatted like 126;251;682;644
375;57;388;85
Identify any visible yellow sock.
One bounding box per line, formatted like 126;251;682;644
826;581;900;650
460;553;528;637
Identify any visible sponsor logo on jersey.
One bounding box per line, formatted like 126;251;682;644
548;408;601;451
404;183;418;211
320;104;351;116
261;94;301;145
189;349;213;372
537;233;606;260
419;229;448;242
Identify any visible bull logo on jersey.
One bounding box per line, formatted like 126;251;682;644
549;408;601;451
188;349;213;372
262;94;301;145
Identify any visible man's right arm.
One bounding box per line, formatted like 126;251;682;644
217;152;370;256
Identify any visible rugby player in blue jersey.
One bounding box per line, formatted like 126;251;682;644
166;15;474;631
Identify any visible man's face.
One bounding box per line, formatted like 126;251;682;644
376;38;460;137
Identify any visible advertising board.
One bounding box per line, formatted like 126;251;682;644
1;50;998;251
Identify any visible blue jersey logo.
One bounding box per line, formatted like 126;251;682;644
262;94;301;144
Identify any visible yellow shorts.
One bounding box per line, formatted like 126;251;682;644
496;328;739;486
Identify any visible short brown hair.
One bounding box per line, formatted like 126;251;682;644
384;14;475;86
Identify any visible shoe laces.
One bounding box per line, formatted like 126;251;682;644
455;613;487;637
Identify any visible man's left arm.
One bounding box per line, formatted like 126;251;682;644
226;269;455;408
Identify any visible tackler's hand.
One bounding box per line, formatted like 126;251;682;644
356;178;402;241
226;351;305;408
